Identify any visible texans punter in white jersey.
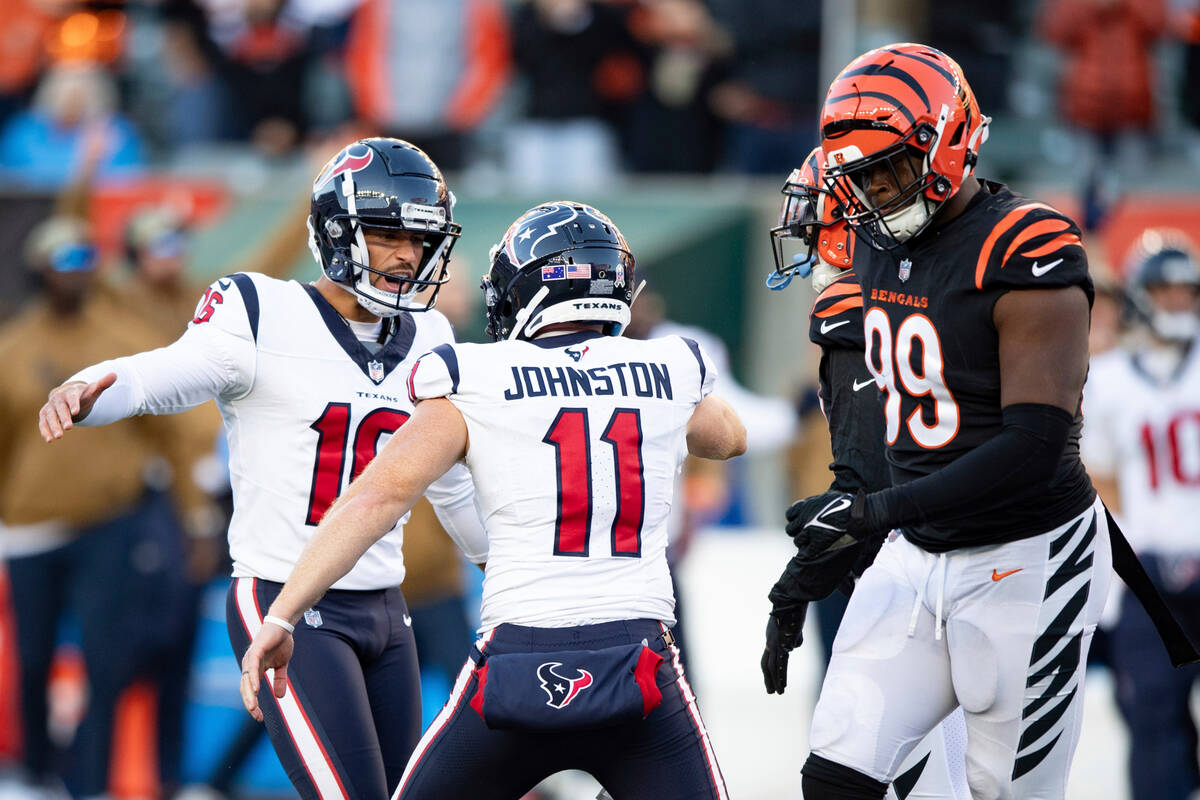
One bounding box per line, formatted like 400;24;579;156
39;138;482;800
1080;232;1200;800
239;201;746;800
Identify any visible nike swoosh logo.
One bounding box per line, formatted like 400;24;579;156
820;319;850;334
1031;258;1063;277
852;378;876;392
991;568;1023;582
805;495;852;531
402;614;412;627
217;278;232;290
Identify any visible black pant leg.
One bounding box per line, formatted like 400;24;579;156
6;546;70;781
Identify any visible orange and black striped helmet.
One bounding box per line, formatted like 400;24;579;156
768;147;855;288
819;43;989;250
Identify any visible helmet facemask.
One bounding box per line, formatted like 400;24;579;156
824;125;947;251
768;153;854;292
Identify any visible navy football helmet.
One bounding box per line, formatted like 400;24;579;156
482;202;636;341
308;138;461;316
1125;228;1200;342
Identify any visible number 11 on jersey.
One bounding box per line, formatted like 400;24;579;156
543;407;645;558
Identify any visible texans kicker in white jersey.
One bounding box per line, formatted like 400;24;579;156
73;271;485;587
1081;342;1200;555
407;329;717;632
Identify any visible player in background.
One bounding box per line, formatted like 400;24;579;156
763;150;969;800
240;201;745;800
1080;230;1200;800
37;138;487;800
781;44;1118;800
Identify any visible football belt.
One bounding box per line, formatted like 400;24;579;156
1105;505;1200;667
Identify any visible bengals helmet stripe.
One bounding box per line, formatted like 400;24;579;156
838;63;933;111
885;48;957;86
823;91;918;127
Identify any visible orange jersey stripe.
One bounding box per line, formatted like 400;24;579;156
814;296;863;318
1000;217;1070;265
1022;233;1082;259
816;281;860;301
974;203;1055;289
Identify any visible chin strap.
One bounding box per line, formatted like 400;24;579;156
630;279;647;308
507;286;550;341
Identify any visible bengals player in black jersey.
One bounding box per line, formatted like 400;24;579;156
763;149;971;800
782;44;1114;800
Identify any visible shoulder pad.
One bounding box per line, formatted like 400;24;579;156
809;272;864;349
973;203;1091;302
674;336;718;399
407;343;460;403
187;272;259;341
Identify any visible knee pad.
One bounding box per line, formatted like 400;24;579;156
801;754;889;800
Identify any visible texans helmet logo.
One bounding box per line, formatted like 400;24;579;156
537;662;594;709
314;144;374;190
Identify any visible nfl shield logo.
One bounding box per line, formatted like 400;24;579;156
304;609;323;628
898;258;912;282
368;360;385;383
613;264;625;288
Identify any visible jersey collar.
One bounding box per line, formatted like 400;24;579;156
528;330;606;349
302;283;417;382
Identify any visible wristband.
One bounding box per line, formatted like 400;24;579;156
263;615;295;634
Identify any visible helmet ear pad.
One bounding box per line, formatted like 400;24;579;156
325;247;352;283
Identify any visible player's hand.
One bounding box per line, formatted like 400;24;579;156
785;489;869;561
240;622;295;722
761;603;807;695
38;373;117;442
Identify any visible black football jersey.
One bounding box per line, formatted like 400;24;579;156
854;180;1096;550
809;272;890;494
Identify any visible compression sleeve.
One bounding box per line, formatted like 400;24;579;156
424;462;488;564
864;402;1074;530
70;323;256;426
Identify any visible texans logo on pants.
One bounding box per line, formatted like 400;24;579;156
537;662;593;708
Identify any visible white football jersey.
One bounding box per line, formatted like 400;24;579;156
1081;340;1200;555
408;330;717;631
74;272;485;589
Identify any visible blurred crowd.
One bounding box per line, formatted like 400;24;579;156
0;0;1195;192
1;1;1200;799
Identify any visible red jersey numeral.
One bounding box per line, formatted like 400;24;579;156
1141;411;1200;491
306;404;410;525
193;287;223;324
602;409;644;556
544;408;646;558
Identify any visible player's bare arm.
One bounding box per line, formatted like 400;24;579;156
994;286;1091;412
685;394;746;460
37;372;117;442
240;397;468;719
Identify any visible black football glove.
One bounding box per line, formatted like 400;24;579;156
785;489;871;562
761;601;807;695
